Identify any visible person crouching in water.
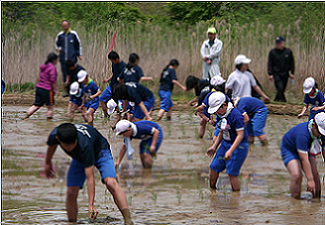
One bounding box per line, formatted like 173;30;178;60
206;92;248;191
115;120;163;168
69;81;87;122
298;77;325;120
234;97;268;146
157;59;187;121
280;112;325;199
77;70;101;127
24;53;59;120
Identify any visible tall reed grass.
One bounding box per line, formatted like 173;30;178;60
2;20;324;102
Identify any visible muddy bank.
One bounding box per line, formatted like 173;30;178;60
2;105;325;224
2;93;304;116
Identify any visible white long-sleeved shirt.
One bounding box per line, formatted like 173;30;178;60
200;38;223;79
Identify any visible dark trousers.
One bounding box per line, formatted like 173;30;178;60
60;60;67;83
273;74;289;102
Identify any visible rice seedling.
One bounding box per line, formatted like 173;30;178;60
198;189;204;201
176;188;182;204
150;190;158;204
128;195;133;206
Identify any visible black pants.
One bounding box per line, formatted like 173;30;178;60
273;74;289;102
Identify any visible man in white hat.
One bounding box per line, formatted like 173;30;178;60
115;120;163;168
205;91;249;191
200;27;223;79
298;77;325;120
280;112;325;199
226;54;270;102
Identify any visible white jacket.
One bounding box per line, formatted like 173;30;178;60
200;38;223;79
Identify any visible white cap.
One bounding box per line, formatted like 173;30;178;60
207;91;226;114
107;99;117;115
210;75;225;86
234;54;251;65
115;120;132;136
303;77;315;94
69;81;79;95
315;112;325;136
77;70;88;82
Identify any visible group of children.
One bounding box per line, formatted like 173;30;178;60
21;47;325;224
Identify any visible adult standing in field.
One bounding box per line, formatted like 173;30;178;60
226;54;270;102
55;20;82;97
268;36;295;102
200;27;223;79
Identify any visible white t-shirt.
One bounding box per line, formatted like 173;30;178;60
226;69;257;100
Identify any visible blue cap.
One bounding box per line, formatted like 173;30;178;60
275;36;285;43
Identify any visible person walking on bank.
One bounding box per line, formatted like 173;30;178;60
200;27;223;79
55;20;82;97
268;36;295;102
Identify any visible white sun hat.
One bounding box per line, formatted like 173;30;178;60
314;112;325;136
207;91;226;114
77;70;88;83
115;120;132;136
303;77;315;94
234;54;251;65
69;81;79;95
107;99;117;115
210;75;225;86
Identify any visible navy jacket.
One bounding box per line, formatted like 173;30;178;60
267;47;294;77
55;30;82;62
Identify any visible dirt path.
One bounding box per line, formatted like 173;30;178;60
2;93;303;116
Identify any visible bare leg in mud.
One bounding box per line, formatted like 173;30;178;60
100;100;109;118
199;118;207;138
86;108;95;126
228;175;240;191
46;105;54;119
309;156;321;198
66;186;80;222
25;105;41;119
140;153;153;168
66;180;133;225
209;169;219;189
104;177;133;225
286;159;302;199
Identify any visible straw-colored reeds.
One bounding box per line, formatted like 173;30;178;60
2;20;324;101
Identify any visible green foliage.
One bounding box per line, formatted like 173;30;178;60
7;82;35;93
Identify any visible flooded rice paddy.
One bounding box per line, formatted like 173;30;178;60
2;106;325;224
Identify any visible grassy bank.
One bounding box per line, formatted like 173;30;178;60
2;20;324;103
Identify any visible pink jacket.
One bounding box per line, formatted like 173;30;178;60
36;63;57;91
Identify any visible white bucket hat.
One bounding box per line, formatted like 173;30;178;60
77;70;88;83
106;99;117;115
115;120;132;136
303;77;315;94
69;81;79;95
234;54;251;65
207;91;226;114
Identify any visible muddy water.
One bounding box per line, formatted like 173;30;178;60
2;106;325;224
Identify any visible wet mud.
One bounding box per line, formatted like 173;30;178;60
1;105;325;224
